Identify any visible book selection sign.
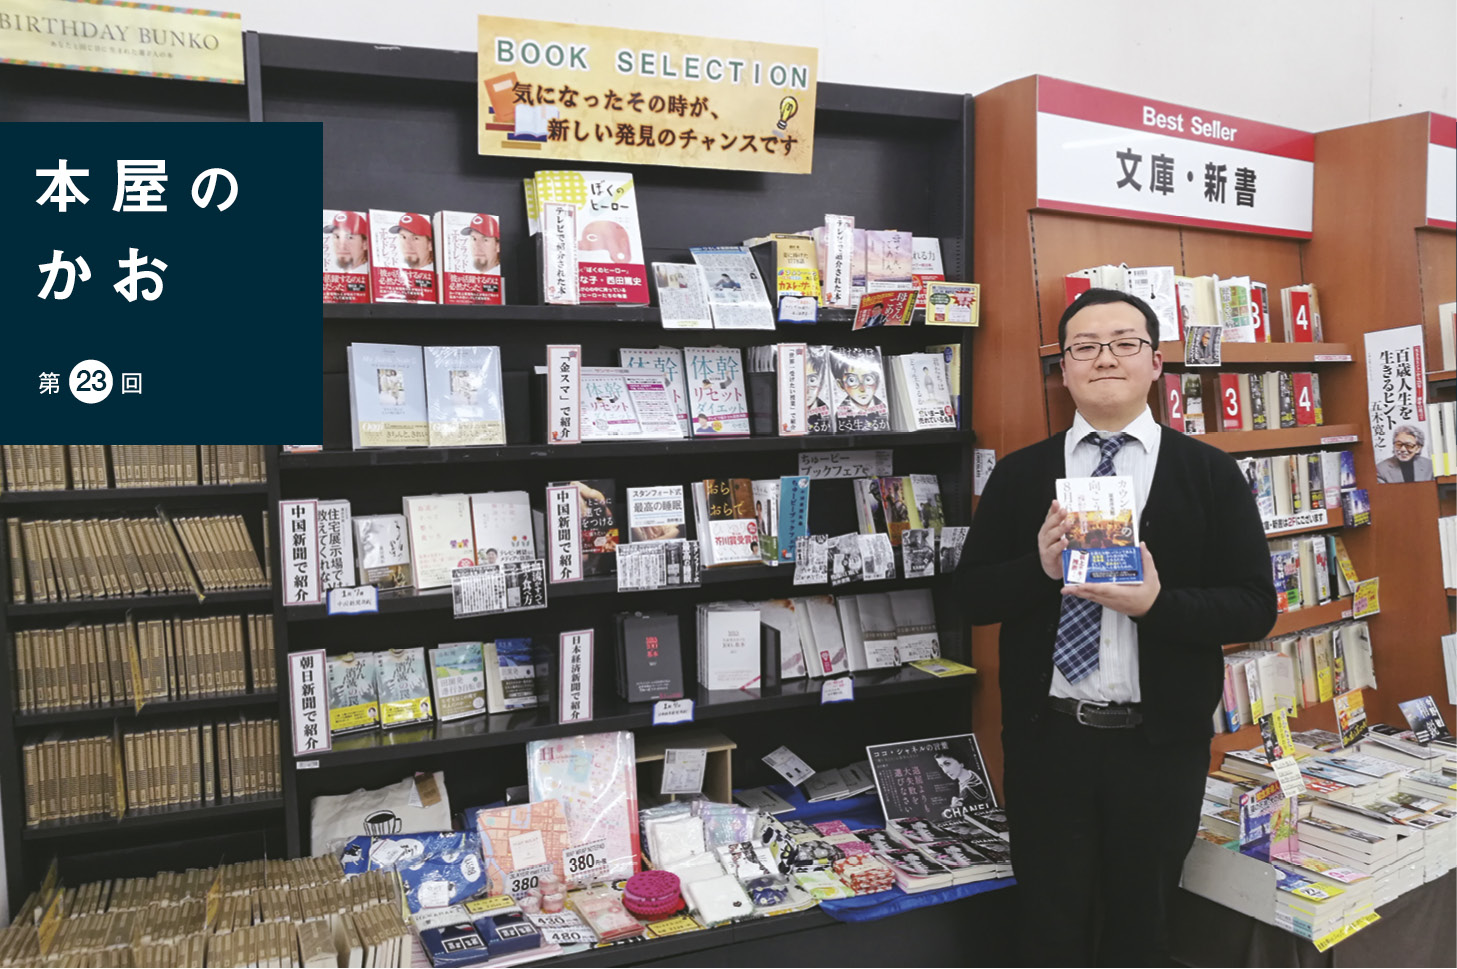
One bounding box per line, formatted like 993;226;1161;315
477;16;817;174
7;122;321;441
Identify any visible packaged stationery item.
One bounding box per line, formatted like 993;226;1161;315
526;731;641;883
570;888;644;942
683;873;755;925
474;912;543;955
466;799;573;897
339;831;484;911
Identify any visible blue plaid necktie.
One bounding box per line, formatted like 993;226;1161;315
1052;432;1131;683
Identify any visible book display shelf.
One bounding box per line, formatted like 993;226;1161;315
1301;112;1456;741
0;31;1002;963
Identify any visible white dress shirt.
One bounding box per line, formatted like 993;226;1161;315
1050;406;1162;703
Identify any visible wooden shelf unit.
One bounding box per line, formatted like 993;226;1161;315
1195;424;1361;455
1301;111;1455;736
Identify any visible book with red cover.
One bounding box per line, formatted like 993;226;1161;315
434;211;505;306
1292;372;1316;426
323;210;372;304
369;209;439;303
1219;373;1244;431
1159;374;1185;432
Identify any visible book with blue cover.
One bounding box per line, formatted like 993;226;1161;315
347;343;429;449
485;638;543;713
1055;475;1143;584
778;476;811;563
422;345;505;447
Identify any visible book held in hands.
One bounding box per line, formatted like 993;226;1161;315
1056;475;1142;583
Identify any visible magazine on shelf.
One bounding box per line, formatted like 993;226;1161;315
690;246;776;330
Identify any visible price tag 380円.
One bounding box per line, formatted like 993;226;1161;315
562;838;609;886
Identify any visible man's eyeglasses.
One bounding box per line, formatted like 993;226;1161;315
1063;338;1154;361
840;372;880;388
1392;440;1422;453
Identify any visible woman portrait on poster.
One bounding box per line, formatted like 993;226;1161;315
936;751;991;811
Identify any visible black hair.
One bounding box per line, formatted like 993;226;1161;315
830;349;876;382
1057;287;1160;350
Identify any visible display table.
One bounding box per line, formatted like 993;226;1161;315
550;785;1018;965
555;890;1018;967
1169;871;1456;967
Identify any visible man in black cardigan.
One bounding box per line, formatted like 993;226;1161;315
965;289;1277;966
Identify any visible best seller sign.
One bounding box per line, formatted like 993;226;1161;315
477;16;817;174
1035;76;1314;238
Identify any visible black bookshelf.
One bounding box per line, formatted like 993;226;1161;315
265;31;976;873
5;588;272;618
0;34;979;954
0;451;280;904
0;483;270;505
14;693;278;728
20;798;285;842
279;429;969;470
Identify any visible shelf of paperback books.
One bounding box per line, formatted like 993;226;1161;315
1036;341;1355;364
1196;424;1361;455
323;304;926;328
279;431;971;471
5;589;273;618
13;693;279;728
308;668;973;770
19;797;284;842
0;483;271;505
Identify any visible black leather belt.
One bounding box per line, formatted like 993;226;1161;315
1048;696;1143;729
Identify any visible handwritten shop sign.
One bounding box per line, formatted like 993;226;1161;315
477;16;817;174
